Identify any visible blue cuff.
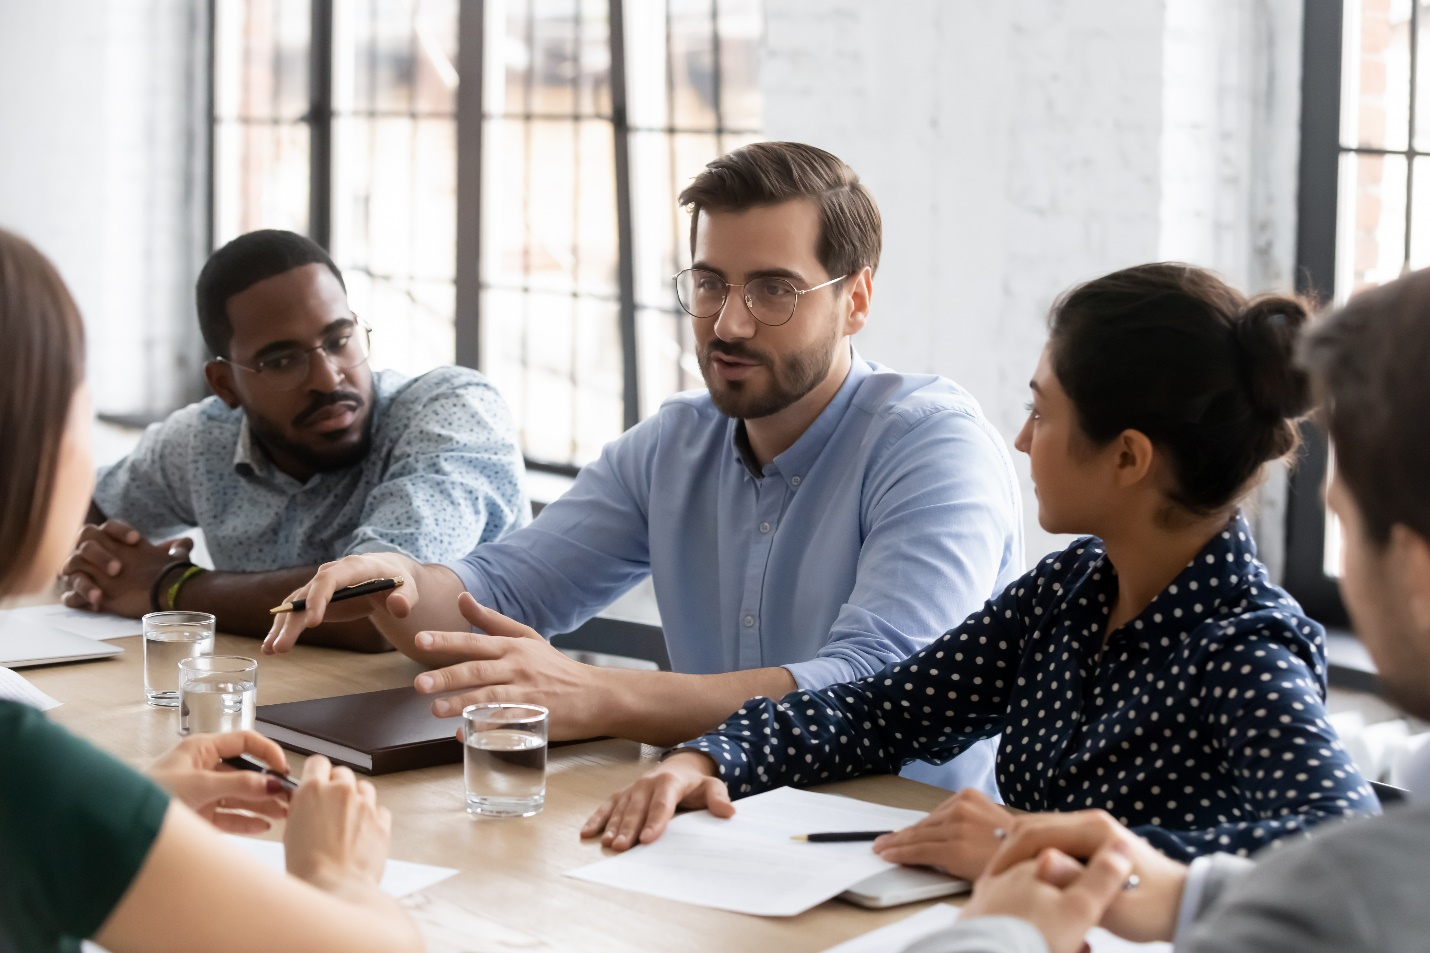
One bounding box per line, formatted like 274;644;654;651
1174;855;1213;949
782;655;864;692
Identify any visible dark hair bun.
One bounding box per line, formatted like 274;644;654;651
1048;263;1316;517
1234;296;1313;421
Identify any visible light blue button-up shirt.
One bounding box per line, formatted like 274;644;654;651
448;351;1024;710
94;367;530;570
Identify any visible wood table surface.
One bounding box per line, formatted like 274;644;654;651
26;632;963;953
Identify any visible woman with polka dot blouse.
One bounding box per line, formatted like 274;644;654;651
583;262;1378;877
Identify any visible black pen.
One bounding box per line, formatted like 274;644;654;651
221;754;300;791
269;575;405;615
790;830;894;843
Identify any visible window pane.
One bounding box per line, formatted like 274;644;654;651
669;0;719;128
214;0;312;121
213;121;311;242
1341;0;1411;150
716;0;762;131
1414;0;1430;149
1335;151;1408;301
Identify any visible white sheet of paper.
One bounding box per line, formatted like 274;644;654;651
0;604;142;641
0;665;61;710
223;835;459;898
566;786;931;917
821;902;1172;953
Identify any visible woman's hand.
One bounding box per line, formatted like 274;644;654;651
580;751;731;851
872;787;1014;879
148;731;292;835
960;841;1136;953
284;755;391;894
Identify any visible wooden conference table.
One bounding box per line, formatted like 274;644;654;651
29;631;961;953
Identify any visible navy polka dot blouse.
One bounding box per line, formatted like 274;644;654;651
677;513;1379;861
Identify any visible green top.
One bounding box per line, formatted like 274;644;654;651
0;699;169;953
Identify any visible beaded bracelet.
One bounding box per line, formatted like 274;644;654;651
149;559;194;613
166;564;208;611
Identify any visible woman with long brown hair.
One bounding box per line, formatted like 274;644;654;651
0;229;423;953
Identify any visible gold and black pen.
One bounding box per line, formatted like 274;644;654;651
269;575;405;615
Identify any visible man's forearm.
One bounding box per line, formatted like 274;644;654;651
592;665;797;747
179;566;392;652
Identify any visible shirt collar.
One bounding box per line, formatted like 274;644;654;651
1102;511;1261;651
233;414;269;478
728;346;872;489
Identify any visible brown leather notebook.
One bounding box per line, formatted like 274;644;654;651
255;686;465;775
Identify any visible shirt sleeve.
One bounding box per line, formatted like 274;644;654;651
443;412;657;636
91;409;201;539
0;701;169;951
785;408;1022;689
675;573;1034;796
1129;618;1379;861
342;375;530;563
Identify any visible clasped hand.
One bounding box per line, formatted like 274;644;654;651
61;519;193;617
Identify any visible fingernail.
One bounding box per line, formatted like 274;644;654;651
416;633;432;649
108;561;120;575
266;778;286;795
416;674;433;691
433;699;449;715
872;835;888;849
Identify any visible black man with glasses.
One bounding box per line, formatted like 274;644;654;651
61;230;528;652
264;143;1023;795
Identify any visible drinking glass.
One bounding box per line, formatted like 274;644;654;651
142;611;215;707
178;655;258;735
463;703;548;817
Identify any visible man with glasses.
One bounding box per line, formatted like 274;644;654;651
265;142;1023;792
61;229;528;652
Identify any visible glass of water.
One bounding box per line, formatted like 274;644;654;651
142;611;215;707
463;703;548;817
178;655;258;735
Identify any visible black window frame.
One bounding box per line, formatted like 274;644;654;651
1286;0;1348;627
208;0;748;478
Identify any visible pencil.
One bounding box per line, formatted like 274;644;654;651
269;575;405;615
790;830;893;843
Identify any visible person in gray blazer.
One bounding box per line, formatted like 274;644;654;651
908;269;1430;953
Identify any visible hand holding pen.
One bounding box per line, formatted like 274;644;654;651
148;731;295;834
264;552;422;655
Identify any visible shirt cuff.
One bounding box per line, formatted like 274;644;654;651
441;557;497;624
1174;855;1215;949
782;655;863;692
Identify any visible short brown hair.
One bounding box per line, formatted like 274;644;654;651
1301;269;1430;545
678;141;881;282
0;230;87;596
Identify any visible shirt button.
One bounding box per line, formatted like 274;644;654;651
790;476;802;486
759;521;771;534
743;615;755;628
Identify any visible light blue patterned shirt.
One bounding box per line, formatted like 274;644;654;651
447;352;1024;787
94;367;529;571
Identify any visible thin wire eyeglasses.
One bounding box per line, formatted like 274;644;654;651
672;268;850;327
214;318;372;391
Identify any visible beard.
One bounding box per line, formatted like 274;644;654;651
697;326;842;420
249;388;375;475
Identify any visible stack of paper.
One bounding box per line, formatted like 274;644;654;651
0;604;142;640
223;836;459;897
0;666;62;710
567;786;933;917
823;903;1172;953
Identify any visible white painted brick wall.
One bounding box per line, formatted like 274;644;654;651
0;0;207;416
763;0;1303;572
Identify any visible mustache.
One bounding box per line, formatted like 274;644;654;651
293;389;365;428
701;339;769;364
